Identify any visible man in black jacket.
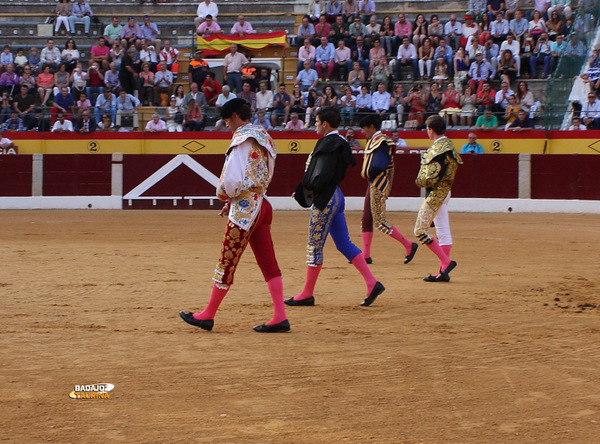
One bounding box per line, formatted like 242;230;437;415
286;106;385;307
74;110;97;134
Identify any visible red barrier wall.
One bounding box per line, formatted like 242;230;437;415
531;155;600;200
453;154;520;199
0;155;32;197
2;154;600;207
43;155;113;196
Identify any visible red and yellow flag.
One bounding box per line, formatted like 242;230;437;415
196;31;288;56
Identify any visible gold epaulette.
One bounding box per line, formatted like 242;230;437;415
364;133;393;154
422;138;463;165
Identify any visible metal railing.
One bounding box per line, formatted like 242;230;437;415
544;3;600;130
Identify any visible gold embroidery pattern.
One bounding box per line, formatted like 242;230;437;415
218;142;270;230
414;139;461;244
306;191;339;265
371;185;393;234
213;220;252;288
414;188;449;243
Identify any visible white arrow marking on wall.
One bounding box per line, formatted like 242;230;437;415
123;154;219;200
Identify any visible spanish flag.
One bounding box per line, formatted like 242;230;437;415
196;31;288;57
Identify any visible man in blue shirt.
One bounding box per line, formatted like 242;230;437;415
296;60;319;92
2;112;24;132
69;0;93;36
115;88;141;129
140;15;161;52
271;84;291;127
509;10;528;41
315;36;335;81
51;86;75;123
460;132;485;153
95;88;117;124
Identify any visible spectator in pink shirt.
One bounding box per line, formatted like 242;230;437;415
284;112;304;131
145;113;167;132
315;15;331;40
394;13;412;49
297;38;316;72
230;15;254;36
196;15;221;37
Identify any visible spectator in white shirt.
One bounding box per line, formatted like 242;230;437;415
154;61;174;106
159;39;180;71
51;112;74;132
497;33;521;76
395;36;419;81
213;85;235;131
494;81;515;112
443;14;462;51
195;0;219;29
256;81;275;120
582;92;600;129
371;82;391;117
568;116;587;130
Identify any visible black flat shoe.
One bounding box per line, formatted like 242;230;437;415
284;296;315;306
404;242;418;264
253;319;290;333
179;311;214;331
440;260;457;277
423;274;451;282
361;281;385;306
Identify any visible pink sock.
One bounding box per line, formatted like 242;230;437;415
295;264;322;300
194;283;229;320
351;254;378;295
426;238;451;270
362;231;373;258
441;244;452;257
267;277;287;325
389;226;413;254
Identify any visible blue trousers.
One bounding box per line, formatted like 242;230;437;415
226;72;242;94
306;187;362;265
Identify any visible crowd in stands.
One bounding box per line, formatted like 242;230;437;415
0;0;598;132
292;0;600;130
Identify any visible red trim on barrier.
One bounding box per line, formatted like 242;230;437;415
7;129;554;141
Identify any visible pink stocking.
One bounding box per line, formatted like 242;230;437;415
267;277;287;325
389;226;413;254
295;264;322;300
426;238;451;270
194;283;229;320
351;254;378;295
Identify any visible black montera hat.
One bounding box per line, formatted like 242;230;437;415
220;98;248;119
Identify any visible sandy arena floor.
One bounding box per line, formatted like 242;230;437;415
1;210;599;443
